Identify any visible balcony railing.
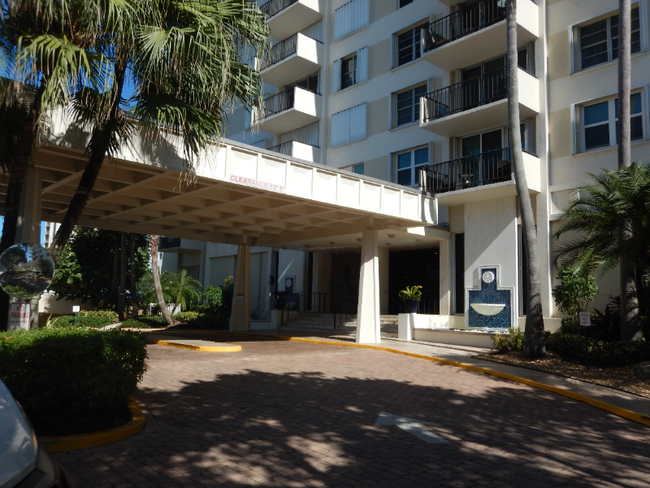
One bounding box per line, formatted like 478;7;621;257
268;140;318;157
260;89;296;119
422;0;507;52
260;0;297;18
258;35;298;71
421;68;506;123
419;147;516;194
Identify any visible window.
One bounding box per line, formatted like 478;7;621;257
332;103;367;147
341;163;365;175
333;47;368;92
395;146;428;186
394;83;428;127
334;0;370;40
399;0;414;7
395;22;427;67
578;7;641;71
580;92;643;152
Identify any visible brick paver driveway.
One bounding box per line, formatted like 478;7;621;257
55;338;650;487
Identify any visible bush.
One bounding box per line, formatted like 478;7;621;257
174;311;200;323
47;314;117;329
121;316;168;329
0;328;147;435
492;327;524;352
553;266;597;329
79;310;120;323
546;333;650;366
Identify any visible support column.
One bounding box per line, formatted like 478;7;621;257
18;167;42;243
439;239;451;316
356;230;381;343
230;243;251;332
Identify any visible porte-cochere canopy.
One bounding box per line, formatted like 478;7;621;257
6;113;446;250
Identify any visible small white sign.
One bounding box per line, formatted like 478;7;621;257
9;303;30;330
72;305;81;313
236;294;244;305
579;312;591;326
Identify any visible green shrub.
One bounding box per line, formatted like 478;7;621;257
121;316;168;329
174;311;200;323
0;328;147;435
79;310;119;323
491;327;524;352
47;314;117;329
553;266;597;329
546;333;650;366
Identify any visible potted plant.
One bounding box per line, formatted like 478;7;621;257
399;285;422;313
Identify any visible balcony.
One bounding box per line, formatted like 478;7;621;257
421;0;538;71
420;67;539;138
420;148;540;206
257;33;323;88
268;140;320;163
253;86;322;134
260;0;323;40
158;237;203;253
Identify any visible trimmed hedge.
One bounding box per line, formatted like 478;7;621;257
79;310;119;323
546;333;650;366
49;314;116;328
0;328;147;434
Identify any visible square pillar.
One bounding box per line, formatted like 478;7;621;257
356;230;381;343
230;243;251;332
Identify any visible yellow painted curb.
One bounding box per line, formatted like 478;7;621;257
269;335;650;428
40;397;146;452
148;338;242;352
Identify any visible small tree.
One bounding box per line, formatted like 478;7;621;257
165;269;202;314
552;266;598;332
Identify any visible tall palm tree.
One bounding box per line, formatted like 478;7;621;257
506;0;545;356
48;0;270;261
149;235;175;326
617;0;638;340
554;163;650;337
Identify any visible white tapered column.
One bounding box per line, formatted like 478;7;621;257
230;243;251;332
356;230;381;343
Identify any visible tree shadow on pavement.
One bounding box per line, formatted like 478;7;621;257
55;342;650;488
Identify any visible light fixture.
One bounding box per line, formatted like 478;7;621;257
387;234;395;239
329;241;336;245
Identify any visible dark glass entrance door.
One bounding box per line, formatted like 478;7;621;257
389;249;439;314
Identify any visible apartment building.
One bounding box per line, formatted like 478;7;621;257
160;0;649;334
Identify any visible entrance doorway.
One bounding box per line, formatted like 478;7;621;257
388;248;439;314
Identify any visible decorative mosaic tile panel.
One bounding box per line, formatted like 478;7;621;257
467;267;511;328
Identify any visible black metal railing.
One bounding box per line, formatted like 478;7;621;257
421;0;507;52
258;34;298;71
158;237;181;249
260;0;297;18
260;88;296;118
422;68;507;122
419;147;514;194
268;140;318;157
277;292;329;328
333;294;357;329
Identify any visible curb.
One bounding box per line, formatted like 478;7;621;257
40;397;146;452
147;337;242;352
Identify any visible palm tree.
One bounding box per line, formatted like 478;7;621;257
164;269;202;314
48;0;270;260
149;235;175;326
506;0;545;356
554;163;650;340
617;0;638;340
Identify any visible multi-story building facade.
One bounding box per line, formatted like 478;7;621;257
161;0;648;333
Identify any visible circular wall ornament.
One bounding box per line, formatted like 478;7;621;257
482;271;495;284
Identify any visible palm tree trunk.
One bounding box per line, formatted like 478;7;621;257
129;234;137;317
150;235;175;327
49;58;128;263
617;0;639;340
507;0;545;356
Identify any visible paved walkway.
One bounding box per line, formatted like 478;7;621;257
54;330;650;487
